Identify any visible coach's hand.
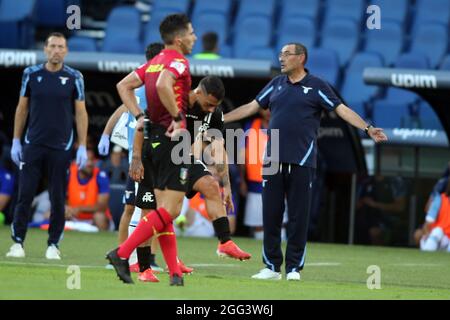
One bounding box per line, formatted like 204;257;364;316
129;155;144;183
368;127;388;143
76;145;88;169
98;134;110;156
11;138;23;167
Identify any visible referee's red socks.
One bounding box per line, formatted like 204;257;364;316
158;223;182;276
118;207;173;259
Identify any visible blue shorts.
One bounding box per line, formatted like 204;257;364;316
122;176;136;206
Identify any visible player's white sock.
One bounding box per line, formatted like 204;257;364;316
254;230;264;240
128;207;142;265
421;227;444;251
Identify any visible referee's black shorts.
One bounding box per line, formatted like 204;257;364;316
147;125;189;193
135;143;157;209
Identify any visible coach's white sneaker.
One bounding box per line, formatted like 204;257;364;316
251;268;281;280
45;245;61;260
286;271;301;281
6;243;25;258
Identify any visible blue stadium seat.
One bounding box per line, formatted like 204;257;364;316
410;23;448;69
152;0;190;13
68;36;97;52
233;15;272;59
350;102;369;121
191;12;228;55
235;0;276;26
36;0;80;27
372;102;410;128
440;55;450;70
419;101;443;130
307;48;340;87
324;0;365;24
276;17;316;52
370;0;409;25
192;0;232;18
279;0;320;21
0;0;35;49
364;21;404;66
341;52;384;105
246;47;276;62
102;6;142;54
320;19;359;67
414;0;450;26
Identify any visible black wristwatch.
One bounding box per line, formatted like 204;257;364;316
364;124;374;136
135;112;145;121
173;112;185;122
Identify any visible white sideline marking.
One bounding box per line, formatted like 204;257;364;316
391;263;443;267
306;262;342;266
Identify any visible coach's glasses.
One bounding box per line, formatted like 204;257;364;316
278;52;302;58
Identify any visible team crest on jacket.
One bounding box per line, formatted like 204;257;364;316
59;76;69;85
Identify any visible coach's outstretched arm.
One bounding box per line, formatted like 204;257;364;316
223;100;260;124
335;104;388;143
116;72;143;118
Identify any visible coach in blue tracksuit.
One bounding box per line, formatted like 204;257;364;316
6;33;88;260
224;43;388;281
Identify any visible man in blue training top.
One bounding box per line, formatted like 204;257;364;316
225;42;388;281
6;32;88;260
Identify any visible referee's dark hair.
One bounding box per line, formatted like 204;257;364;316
288;42;308;65
159;13;191;45
44;32;67;47
145;42;164;61
199;76;225;102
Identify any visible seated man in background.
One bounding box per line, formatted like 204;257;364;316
66;149;112;230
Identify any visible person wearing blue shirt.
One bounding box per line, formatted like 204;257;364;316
224;42;388;281
6;33;88;260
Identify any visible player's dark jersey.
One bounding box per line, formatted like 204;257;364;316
186;102;224;145
20;64;85;150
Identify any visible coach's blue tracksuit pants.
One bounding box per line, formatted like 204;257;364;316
12;144;71;247
262;162;315;273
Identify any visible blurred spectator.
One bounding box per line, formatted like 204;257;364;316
0;143;14;224
66;149;112;230
30;190;51;224
99;144;128;184
355;175;407;245
193;32;221;60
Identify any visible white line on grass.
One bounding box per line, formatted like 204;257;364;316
391;263;444;267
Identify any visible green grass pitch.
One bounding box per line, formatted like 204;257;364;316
0;226;449;300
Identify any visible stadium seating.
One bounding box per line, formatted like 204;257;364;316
191;0;233;18
276;17;316;52
279;0;320;21
372;102;410;128
323;0;365;24
440;55;450;70
419;101;444;130
307;48;340;87
246;46;276;62
191;12;229;55
320;18;360;67
0;0;36;49
102;6;142;54
151;0;191;13
233;15;272;59
414;0;450;26
234;0;276;27
409;23;448;69
341;52;384;106
370;0;409;25
68;36;98;52
36;0;80;27
364;21;404;67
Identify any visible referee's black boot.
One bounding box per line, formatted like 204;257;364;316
106;248;134;284
170;273;184;286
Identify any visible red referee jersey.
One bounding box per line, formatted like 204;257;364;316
135;48;191;128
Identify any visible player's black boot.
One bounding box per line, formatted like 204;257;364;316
170;274;184;286
106;248;134;284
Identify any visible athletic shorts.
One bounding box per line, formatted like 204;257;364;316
135;140;157;210
123;176;136;206
148;125;189;193
186;156;212;199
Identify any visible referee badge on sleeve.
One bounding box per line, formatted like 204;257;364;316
179;168;188;185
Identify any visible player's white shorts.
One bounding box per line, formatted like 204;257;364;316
244;192;288;227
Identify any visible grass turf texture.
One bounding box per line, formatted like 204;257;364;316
1;226;449;300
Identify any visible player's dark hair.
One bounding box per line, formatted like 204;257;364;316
44;32;67;47
145;42;164;60
202;32;218;52
159;13;191;45
288;42;308;65
199;76;225;102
